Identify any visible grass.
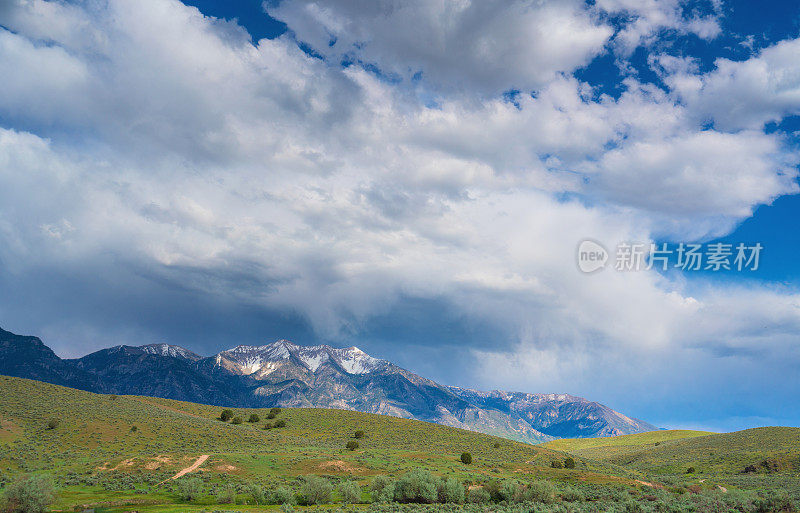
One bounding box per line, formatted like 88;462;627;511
540;430;715;452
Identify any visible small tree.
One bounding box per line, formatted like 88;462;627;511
354;430;365;439
467;487;490;504
231;416;243;425
493;442;501;448
393;469;438;504
274;419;287;428
270;407;282;415
686;467;695;474
551;460;563;469
370;476;395;503
339;480;361;504
249;483;268;505
3;475;56;513
219;409;234;422
301;476;332;505
177;477;202;502
564;457;576;469
46;420;59;430
248;413;260;423
263;422;273;430
216;484;236;504
346;440;359;451
130;425;138;432
460;452;472;465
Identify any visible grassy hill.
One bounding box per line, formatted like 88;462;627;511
540;430;715;453
0;375;647;510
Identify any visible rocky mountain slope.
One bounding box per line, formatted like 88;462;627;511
0;327;656;442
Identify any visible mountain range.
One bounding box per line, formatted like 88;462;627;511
0;326;656;443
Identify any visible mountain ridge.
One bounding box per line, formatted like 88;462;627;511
0;326;656;442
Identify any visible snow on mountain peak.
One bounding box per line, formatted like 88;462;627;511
140;343;198;360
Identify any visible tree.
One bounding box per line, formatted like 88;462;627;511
248;413;260;423
346;440;359;451
263;422;273;430
219;409;234;422
301;476;332;505
493;442;501;448
564;457;576;469
460;452;472;465
3;475;56;513
231;416;243;425
551;460;563;469
177;477;202;502
248;483;268;505
274;419;287;428
686;467;695;474
216;484;235;504
270;407;282;415
46;420;59;430
339;480;361;504
354;430;365;439
130;425;138;432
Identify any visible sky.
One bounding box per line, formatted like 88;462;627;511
1;0;800;433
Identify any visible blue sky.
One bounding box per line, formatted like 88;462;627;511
1;0;800;433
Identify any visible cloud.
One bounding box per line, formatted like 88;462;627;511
0;0;798;426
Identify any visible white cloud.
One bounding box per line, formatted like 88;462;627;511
0;0;798;422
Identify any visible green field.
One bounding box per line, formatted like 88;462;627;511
1;375;798;512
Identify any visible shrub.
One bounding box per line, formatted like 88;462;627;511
46;420;59;430
301;476;332;505
437;477;464;504
346;440;359;451
551;460;563;469
370;476;396;503
339;480;361;504
270;407;282;415
130;425;137;432
460;452;472;464
231;417;243;425
493;442;501;448
177;477;202;502
467;487;491;504
498;481;517;502
564;457;576;469
267;413;276;419
263;422;273;430
394;469;438;504
3;475;56;513
248;483;268;505
354;430;365;439
274;419;287;428
219;409;234;421
560;485;585;502
526;480;556;504
686;467;695;474
248;413;260;423
216;484;235;504
272;486;295;505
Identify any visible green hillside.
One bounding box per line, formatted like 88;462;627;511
1;376;798;512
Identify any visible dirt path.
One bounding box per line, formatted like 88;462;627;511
718;485;728;493
166;455;209;481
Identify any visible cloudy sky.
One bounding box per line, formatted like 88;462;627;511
1;0;800;432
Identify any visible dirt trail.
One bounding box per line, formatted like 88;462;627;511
718;485;728;493
166;455;209;481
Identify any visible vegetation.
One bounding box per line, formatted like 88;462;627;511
1;475;55;513
346;440;359;451
460;452;472;464
247;413;260;423
0;376;798;512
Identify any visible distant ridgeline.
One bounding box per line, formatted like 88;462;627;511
0;326;655;442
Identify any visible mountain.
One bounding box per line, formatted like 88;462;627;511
0;327;656;442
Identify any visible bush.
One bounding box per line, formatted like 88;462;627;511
3;475;56;513
551;460;563;469
394;469;438;504
272;486;295;505
216;484;235;504
45;420;59;430
346;440;359;451
354;430;365;439
247;483;267;505
339;480;361;504
270;407;282;415
219;409;234;421
130;425;137;432
526;480;556;504
263;422;273;430
177;477;202;502
267;413;276;419
437;477;464;504
467;486;491;504
301;475;332;505
274;419;287;428
231;417;243;425
493;442;501;448
370;476;395;503
460;452;472;464
686;467;695;474
564;457;576;469
248;413;260;423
